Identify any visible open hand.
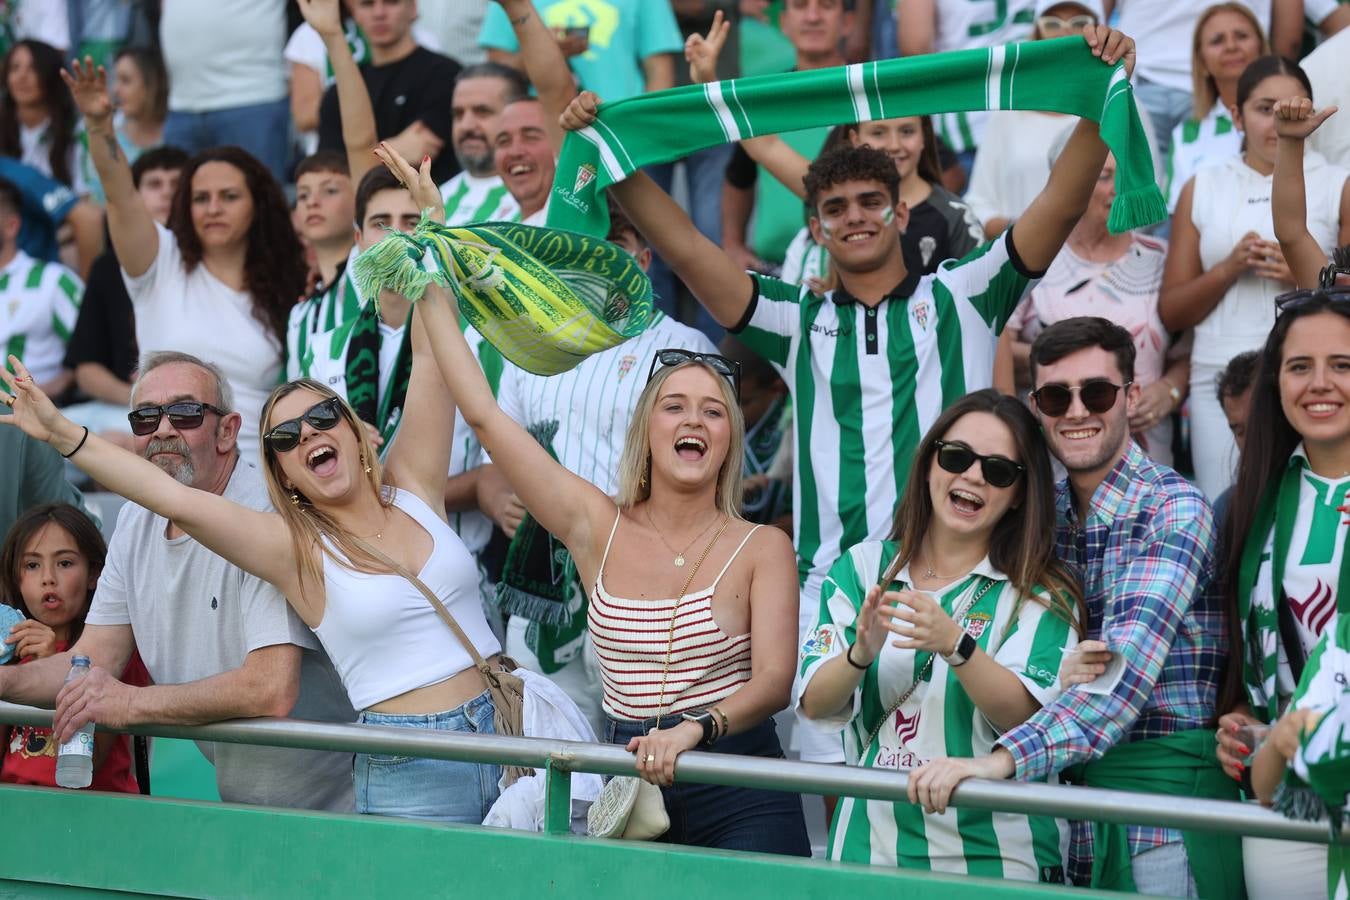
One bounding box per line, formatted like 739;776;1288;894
879;589;963;655
5;619;58;661
848;584;891;668
1083;26;1136;79
626;721;701;786
560;91;602;133
60;58;112;128
0;355;76;446
373;141;443;224
297;0;343;39
685;10;731;85
1275;97;1338;141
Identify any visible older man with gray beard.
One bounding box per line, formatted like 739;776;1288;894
0;350;357;810
438;62;528;226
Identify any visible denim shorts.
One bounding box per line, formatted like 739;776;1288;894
605;715;810;857
355;689;502;824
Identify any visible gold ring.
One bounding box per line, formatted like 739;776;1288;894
645;754;655;764
2;393;13;407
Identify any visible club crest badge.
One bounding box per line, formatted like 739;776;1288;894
961;611;992;640
911;298;930;331
799;626;834;660
893;707;921;746
574;163;597;195
615;353;636;382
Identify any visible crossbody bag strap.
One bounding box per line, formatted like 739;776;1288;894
351;536;499;685
861;577;998;754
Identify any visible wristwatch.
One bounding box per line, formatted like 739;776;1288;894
681;709;718;747
942;631;978;668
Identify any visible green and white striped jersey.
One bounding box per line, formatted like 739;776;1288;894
439;171;520;227
781;227;829;287
734;232;1035;588
0;250;82;385
800;540;1074;878
286;246;364;381
1165;100;1239;211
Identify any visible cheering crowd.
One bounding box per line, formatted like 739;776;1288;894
0;0;1348;896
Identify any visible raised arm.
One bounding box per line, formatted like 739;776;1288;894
494;0;578;149
61;60;157;277
1;358;297;595
897;0;937;56
299;0;378;182
561;92;756;327
1273;98;1342;288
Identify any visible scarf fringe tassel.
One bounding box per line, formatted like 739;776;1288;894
1107;185;1168;235
493;585;575;626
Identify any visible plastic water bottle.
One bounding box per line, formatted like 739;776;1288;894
55;656;94;788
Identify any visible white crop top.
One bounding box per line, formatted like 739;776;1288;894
312;488;501;710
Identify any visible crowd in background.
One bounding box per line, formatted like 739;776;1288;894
0;0;1347;897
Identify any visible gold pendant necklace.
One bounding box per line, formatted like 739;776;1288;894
645;505;719;567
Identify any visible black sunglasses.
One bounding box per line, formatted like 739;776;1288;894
263;397;344;453
647;348;741;398
1274;267;1350;314
127;401;229;436
933;440;1025;489
1030;380;1131;418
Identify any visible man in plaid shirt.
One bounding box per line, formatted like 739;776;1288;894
905;318;1234;897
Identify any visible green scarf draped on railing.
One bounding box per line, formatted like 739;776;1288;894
546;37;1164;238
351;216;654;376
1064;729;1244;898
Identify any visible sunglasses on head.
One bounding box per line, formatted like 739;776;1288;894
1037;13;1096;32
933;440;1025;489
647;348;741;398
127;401;229;436
263;397;344;453
1275;265;1350;315
1030;379;1131;418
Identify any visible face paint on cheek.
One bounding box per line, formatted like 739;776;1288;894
820;222;834;240
880;207;895;226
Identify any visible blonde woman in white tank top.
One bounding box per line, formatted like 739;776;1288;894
373;151;812;854
1160;55;1350;500
0;157;515;824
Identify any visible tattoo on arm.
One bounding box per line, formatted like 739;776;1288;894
102;134;122;162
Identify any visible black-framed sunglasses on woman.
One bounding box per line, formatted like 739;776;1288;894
647;348;741;398
262;397;345;453
1274;263;1350;315
932;440;1025;488
127;401;230;436
1029;380;1132;418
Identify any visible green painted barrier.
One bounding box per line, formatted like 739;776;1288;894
0;785;1115;899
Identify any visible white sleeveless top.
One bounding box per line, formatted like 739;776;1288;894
312;488;501;711
588;513;762;721
1190;152;1349;367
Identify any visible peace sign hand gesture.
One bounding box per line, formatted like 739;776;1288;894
60;57;112;129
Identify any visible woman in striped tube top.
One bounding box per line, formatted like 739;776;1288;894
415;247;809;853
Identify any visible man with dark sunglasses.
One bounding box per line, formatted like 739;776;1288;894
0;351;358;812
924;317;1231;897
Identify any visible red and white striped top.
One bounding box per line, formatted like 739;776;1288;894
588;513;761;721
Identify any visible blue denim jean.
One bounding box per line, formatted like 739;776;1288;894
163;97;292;184
604;715;810;856
355;689;503;824
1130;841;1199;898
1133;78;1193;161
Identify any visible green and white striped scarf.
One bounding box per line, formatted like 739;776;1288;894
351;215;653;375
547;36;1164;238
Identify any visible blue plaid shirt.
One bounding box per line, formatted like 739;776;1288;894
996;443;1227;879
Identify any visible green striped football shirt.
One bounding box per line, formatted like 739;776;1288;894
286;247;364;381
800;540;1074;879
734;232;1035;593
439;171;520;227
0;250;82;385
1165;100;1239;212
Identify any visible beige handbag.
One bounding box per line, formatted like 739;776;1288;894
354;536;531;789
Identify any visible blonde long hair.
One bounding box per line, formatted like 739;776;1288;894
614;361;746;519
259;379;393;592
1191;3;1268;120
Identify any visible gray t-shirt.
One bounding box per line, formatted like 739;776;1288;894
86;460;356;811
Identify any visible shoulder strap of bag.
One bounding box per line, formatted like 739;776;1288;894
351;535;502;690
860;577;998;754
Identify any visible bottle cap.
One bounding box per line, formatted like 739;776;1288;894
71;655;91;667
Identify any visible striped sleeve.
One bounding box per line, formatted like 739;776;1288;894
285;300;314;380
937;229;1035;333
798;543;873;732
992;590;1079;708
47;265;82;344
734;273;802;368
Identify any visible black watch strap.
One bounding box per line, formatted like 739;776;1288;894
682;709;717;747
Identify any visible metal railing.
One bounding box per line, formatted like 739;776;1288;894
0;701;1339;844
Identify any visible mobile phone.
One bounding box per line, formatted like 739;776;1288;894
564;25;590;41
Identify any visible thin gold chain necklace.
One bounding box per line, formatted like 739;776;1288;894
645;505;720;567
